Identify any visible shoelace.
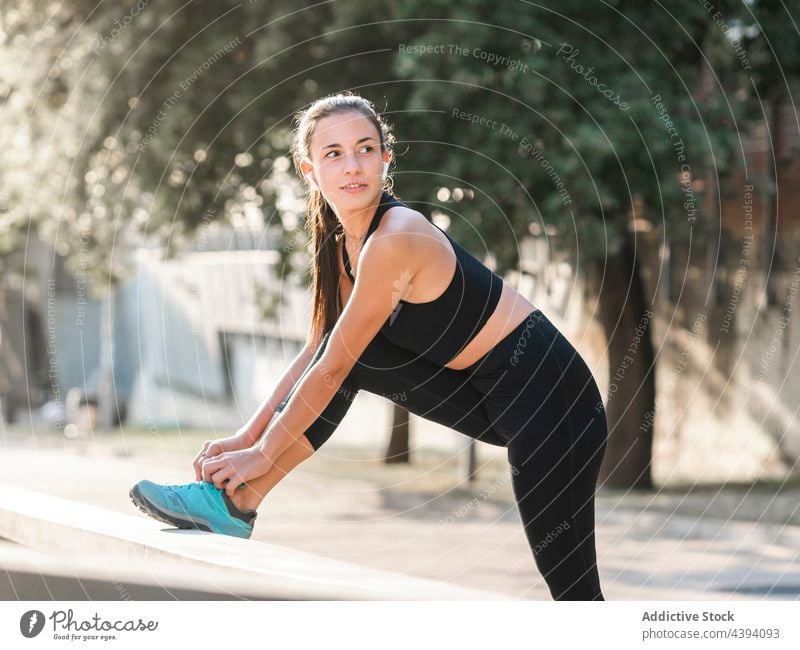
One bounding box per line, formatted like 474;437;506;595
167;483;207;491
172;482;227;506
166;483;207;509
165;482;252;524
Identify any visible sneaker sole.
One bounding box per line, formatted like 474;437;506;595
129;483;213;533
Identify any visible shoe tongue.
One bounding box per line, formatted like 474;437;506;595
220;489;258;525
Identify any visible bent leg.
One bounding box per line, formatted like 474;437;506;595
236;331;502;509
275;330;505;451
354;331;506;447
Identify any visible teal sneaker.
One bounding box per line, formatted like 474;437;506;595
129;480;257;539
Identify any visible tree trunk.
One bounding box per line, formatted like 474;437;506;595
466;439;477;483
97;289;116;432
384;403;410;464
764;84;784;304
594;233;656;490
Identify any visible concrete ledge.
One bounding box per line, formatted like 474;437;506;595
0;486;509;600
0;540;266;600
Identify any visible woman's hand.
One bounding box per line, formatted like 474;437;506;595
193;428;256;481
200;446;272;497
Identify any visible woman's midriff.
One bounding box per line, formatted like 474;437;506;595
443;280;537;370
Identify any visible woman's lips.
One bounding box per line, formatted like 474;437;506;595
341;183;366;193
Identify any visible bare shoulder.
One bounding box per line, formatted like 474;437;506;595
363;205;432;267
371;204;432;245
356;205;436;302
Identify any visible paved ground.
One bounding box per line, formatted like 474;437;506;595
1;426;799;600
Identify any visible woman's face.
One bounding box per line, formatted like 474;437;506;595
302;111;389;206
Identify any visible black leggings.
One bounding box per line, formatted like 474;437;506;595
274;309;608;600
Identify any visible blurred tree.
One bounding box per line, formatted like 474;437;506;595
1;0;336;281
382;0;756;488
739;0;800;305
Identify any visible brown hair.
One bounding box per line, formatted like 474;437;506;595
290;92;396;347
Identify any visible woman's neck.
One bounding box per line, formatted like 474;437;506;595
333;189;383;239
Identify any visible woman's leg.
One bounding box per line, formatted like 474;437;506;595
467;310;608;600
353;331;506;447
231;329;504;510
275;328;504;451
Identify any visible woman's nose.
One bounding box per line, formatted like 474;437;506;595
342;151;363;174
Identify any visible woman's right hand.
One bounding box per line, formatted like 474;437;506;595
193;428;257;481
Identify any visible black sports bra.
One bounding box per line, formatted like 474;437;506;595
340;190;503;366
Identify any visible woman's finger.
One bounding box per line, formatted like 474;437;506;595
225;477;241;499
193;441;213;481
193;450;207;481
193;453;204;481
201;456;218;483
211;467;229;490
223;469;239;497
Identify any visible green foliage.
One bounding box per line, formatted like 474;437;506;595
385;0;763;271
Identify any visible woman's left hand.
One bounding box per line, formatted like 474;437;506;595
201;447;271;497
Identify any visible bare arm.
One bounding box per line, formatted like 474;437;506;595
201;222;420;495
238;337;321;444
255;235;412;465
194;336;326;482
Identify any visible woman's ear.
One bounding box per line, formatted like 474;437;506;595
382;152;391;181
300;160;318;190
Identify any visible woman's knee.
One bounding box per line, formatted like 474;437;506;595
355;335;506;446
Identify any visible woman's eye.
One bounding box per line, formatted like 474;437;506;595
325;146;373;158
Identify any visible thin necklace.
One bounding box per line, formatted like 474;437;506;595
342;225;368;253
342;227;367;243
341;195;379;247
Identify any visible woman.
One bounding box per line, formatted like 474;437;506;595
130;92;608;601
